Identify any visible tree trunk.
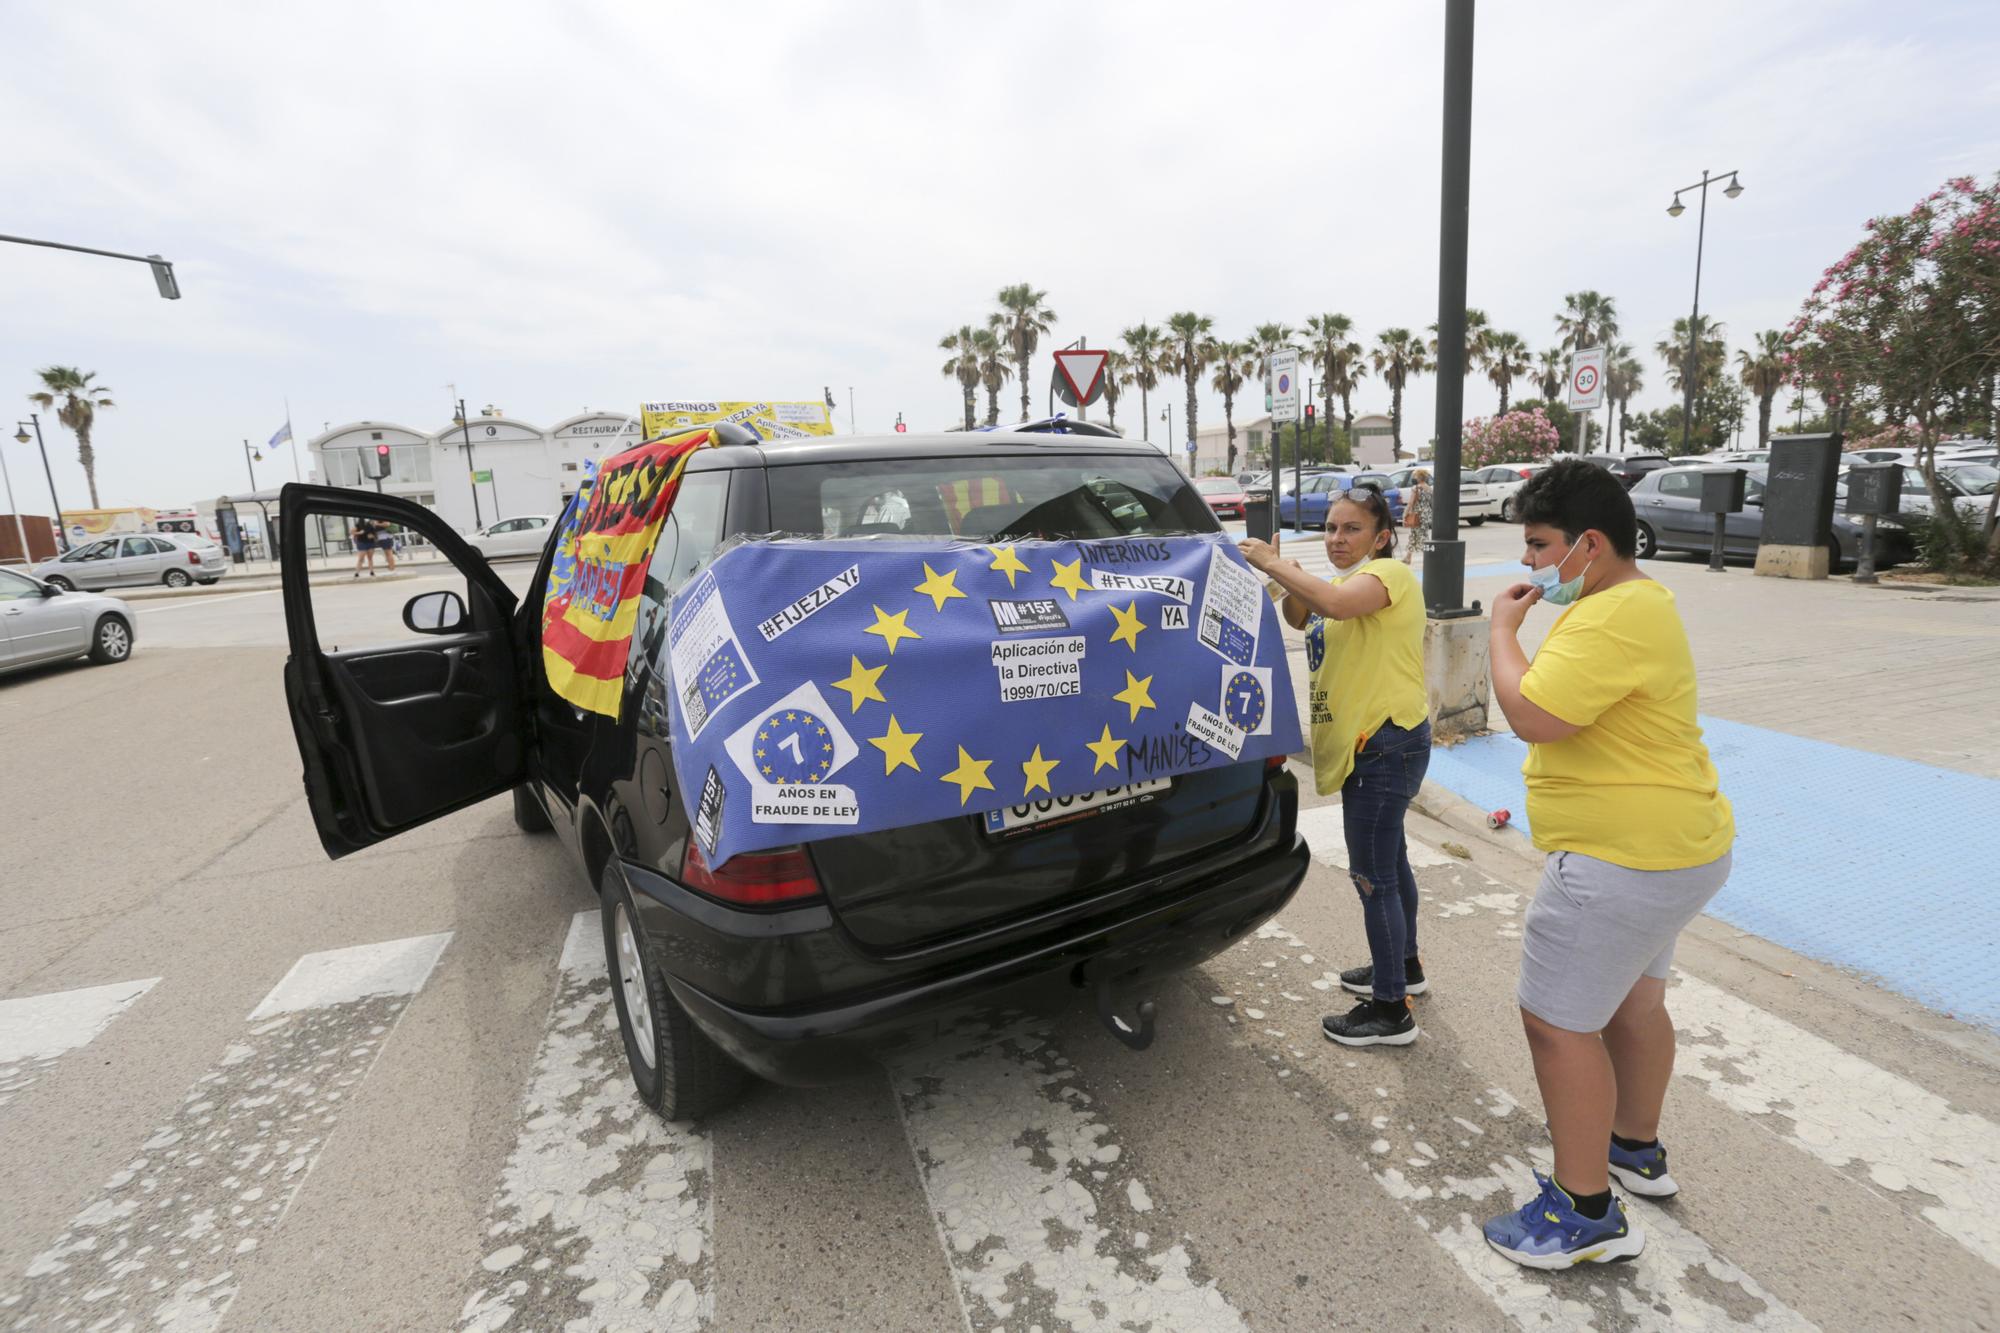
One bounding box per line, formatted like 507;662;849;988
1498;378;1510;415
963;384;976;432
1390;382;1403;454
1105;393;1119;431
1757;391;1773;448
1139;385;1150;442
985;385;999;426
1183;345;1198;457
78;429;99;507
1017;349;1031;422
1341;392;1354;437
1224;392;1237;473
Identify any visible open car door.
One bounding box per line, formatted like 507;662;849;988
280;483;528;858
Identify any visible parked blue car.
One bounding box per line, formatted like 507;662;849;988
1276;471;1402;528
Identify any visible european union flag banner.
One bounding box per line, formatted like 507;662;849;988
667;534;1302;865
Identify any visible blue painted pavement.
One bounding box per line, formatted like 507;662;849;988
1426;717;2000;1032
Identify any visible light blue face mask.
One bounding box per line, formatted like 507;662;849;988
1526;540;1593;606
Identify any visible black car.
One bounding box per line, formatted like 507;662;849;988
1628;463;1914;569
277;431;1308;1120
1580;452;1672;489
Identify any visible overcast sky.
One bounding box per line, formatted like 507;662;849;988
5;0;1997;511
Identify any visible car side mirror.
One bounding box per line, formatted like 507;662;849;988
41;582;62;597
403;589;468;635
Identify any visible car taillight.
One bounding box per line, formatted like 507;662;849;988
680;841;823;906
187;550;201;564
1265;754;1288;773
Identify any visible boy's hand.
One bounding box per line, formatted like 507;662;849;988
1490;582;1541;634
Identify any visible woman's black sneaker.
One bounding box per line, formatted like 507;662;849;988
1338;958;1429;996
1322;999;1418;1047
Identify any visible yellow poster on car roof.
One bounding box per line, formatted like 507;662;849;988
639;401;835;442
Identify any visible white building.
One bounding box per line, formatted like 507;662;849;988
305;409;646;535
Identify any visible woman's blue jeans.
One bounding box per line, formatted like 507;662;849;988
1340;719;1432;1002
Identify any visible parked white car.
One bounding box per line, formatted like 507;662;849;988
1389;466;1500;523
1839;463;1995;519
30;532;229;590
1471;462;1552;521
466;514;558;561
0;568;135;672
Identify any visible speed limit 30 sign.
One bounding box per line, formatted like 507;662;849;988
1566;347;1607;410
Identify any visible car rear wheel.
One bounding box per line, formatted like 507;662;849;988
1500;498;1515;521
599;862;745;1121
162;568;192;588
1636;522;1659;560
511;785;552;833
44;575;74;591
89;615;132;665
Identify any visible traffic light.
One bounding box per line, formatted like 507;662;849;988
364;443;393;480
1305;404;1316;427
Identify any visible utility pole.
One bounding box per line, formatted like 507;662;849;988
1424;0;1475;617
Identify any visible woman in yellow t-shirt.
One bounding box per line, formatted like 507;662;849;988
1480;459;1734;1272
1240;487;1430;1049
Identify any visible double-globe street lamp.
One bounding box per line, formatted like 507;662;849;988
1666;169;1744;455
13;415;69;552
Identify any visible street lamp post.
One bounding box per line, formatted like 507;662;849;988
454;398;484;529
241;438;262;492
1423;0;1475;617
1160;405;1174;468
1666;169;1744;456
14;415;69;552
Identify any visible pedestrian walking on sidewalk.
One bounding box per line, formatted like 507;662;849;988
1400;469;1433;565
1481;459;1735;1271
352;516;378;572
1239;485;1432;1049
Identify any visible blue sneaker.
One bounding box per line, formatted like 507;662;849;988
1482;1172;1644;1270
1609;1138;1678;1197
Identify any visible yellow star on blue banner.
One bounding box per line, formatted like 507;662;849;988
913;563;968;612
1109;600;1146;652
864;605;923;654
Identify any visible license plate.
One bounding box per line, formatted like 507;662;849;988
983;779;1172;836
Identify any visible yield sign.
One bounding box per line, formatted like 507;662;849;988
1053;348;1109;406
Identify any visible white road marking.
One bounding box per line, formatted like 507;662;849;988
135;589;282;612
1212;922;1818;1331
0;977;158;1106
1296;803;1457;870
248;932;452;1018
1671;971;2000;1270
0;933;451;1330
894;1019;1245;1333
459;912;713;1333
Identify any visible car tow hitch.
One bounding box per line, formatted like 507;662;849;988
1095;980;1158;1052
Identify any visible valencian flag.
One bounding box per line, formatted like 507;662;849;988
666;533;1303;865
542;430;716;718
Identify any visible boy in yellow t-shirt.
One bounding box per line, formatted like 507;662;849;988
1479;460;1734;1272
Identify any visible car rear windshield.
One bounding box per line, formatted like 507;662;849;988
765;452;1215;541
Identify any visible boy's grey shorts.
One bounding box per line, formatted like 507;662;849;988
1517;848;1732;1033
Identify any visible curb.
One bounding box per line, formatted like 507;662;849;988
118;569;433;603
1409;778;1541;871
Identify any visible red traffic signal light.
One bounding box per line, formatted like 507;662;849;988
1305;404;1316;425
364;442;394;480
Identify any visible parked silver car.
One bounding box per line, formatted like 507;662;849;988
31;532;230;590
0;568;135;672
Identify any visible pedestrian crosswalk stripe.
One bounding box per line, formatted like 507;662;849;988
0;934;450;1330
460;911;713;1333
892;1016;1247;1333
1671;971;2000;1271
0;976;158;1108
1221;921;1817;1330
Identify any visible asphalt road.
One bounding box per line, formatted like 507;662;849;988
3;546;1998;1331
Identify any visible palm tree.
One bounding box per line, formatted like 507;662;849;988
1607;352;1644;450
1165;312;1215;457
995;283;1056;422
1323;328;1370;436
975;322;1011;426
1208;338;1257;472
1656;316;1728;397
1303;314;1351;437
1370;329;1431;456
1121;323;1166;440
29;366;115;507
1534;347;1566;403
1736;330;1787;448
1555;290;1620;352
1484;331;1531;413
1427;307;1493;381
1100;350;1130;432
939;326;982;430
